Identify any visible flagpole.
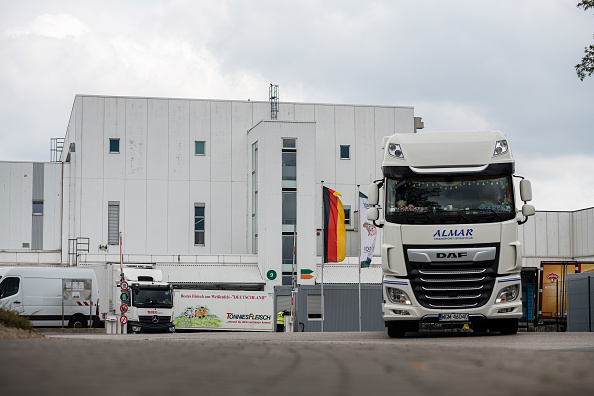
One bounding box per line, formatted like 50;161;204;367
357;184;362;332
321;181;325;333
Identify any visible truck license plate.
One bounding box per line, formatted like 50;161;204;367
439;313;469;321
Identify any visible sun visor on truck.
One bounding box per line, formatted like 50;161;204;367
383;163;515;179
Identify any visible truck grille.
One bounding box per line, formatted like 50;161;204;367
403;244;499;309
138;315;171;324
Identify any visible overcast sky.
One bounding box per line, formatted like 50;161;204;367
1;0;593;211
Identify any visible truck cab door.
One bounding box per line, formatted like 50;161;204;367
0;276;23;314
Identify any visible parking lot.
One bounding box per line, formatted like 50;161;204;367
2;331;594;396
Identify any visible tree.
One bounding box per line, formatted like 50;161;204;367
576;1;594;80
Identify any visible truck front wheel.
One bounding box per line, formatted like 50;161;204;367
490;319;518;335
387;322;408;338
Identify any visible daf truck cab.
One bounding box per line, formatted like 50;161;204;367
114;265;175;333
367;131;535;338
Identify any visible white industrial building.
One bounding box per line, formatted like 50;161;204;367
0;95;420;293
1;94;593;328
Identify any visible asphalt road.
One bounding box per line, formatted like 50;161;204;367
2;331;594;396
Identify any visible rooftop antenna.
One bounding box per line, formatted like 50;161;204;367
269;84;279;120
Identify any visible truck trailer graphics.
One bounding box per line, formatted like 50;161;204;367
173;290;273;331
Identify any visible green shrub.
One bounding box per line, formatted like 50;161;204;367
0;307;34;332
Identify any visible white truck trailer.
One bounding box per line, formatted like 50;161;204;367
366;131;535;337
0;266;99;328
109;264;175;333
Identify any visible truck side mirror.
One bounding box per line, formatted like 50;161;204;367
368;183;379;206
520;179;532;202
367;207;379;221
522;204;535;217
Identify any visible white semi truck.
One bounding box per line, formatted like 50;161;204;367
366;131;535;338
110;264;175;333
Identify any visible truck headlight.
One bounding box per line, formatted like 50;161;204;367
387;143;404;159
386;288;412;305
496;284;519;303
493;140;508;157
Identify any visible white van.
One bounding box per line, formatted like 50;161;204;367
0;267;99;328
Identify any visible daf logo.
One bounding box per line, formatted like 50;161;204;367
152;315;159;324
436;252;467;259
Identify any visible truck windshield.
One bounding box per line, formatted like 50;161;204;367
132;287;173;308
385;174;515;224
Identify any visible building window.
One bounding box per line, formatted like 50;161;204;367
109;138;120;153
340;145;350;159
108;201;120;245
32;200;43;215
195;141;206;155
307;294;322;320
194;203;205;246
344;205;351;227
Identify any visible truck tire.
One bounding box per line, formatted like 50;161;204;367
498;319;519;335
68;315;87;328
387;322;407;338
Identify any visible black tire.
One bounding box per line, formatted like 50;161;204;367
387;322;407;338
472;322;488;333
68;315;87;328
498;319;519;335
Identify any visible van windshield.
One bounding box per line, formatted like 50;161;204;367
132;286;173;308
385;174;516;224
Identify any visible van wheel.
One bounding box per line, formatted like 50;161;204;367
69;315;87;328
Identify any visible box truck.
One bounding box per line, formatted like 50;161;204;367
109;264;175;333
366;131;535;337
0;266;99;327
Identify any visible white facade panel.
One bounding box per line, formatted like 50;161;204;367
535;212;548;257
231;101;253;182
81;97;104;180
558;212;572;257
80;177;103;253
210;181;232;254
167;180;190;254
294;104;315;121
252;102;270;124
0;163;11;248
189;100;211;182
573;211;583;257
210;101;232;182
146;180;168;254
278;103;295;121
147;99;170;181
124;179;147;253
314;105;336;184
354;106;376;186
126;98;148;179
231;181;248;254
168;99;190;181
545;212;560;257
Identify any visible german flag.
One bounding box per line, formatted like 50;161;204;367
323;186;346;263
